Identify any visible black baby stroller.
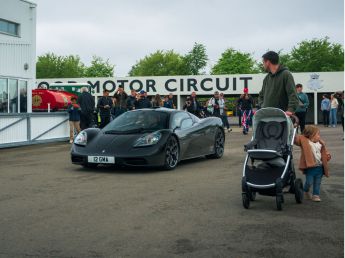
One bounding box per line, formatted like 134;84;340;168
242;108;303;210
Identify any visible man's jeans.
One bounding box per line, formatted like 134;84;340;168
304;166;324;196
221;115;230;129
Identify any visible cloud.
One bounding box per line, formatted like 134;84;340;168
33;0;344;76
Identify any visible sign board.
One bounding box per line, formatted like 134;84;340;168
36;72;344;97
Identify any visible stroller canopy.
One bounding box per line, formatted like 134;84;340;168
253;108;294;145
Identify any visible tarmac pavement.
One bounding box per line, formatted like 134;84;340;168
0;126;343;258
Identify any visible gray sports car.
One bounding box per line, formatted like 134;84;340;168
71;108;225;170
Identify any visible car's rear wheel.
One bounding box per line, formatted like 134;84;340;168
206;128;225;159
163;136;179;170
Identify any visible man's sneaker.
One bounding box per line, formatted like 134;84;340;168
312;195;321;202
69;139;73;144
304;192;312;200
228;128;232;132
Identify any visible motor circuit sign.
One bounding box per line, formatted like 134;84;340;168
36;72;343;96
36;75;263;96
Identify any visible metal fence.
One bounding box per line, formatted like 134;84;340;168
0;112;69;148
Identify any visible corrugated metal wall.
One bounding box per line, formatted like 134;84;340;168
0;42;31;79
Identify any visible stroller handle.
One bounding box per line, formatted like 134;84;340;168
290;114;299;128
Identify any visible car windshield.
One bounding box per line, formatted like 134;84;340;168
103;110;169;134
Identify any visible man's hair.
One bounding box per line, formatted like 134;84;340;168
81;87;89;93
262;51;279;65
296;83;303;88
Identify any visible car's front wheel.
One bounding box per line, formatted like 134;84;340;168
163;136;179;170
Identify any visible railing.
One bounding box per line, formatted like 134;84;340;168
0;112;69;148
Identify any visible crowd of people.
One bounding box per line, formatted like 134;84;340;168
67;87;249;141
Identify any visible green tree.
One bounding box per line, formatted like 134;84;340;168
128;50;188;76
184;42;208;75
36;53;85;78
84;56;115;77
280;37;344;72
36;53;62;78
60;55;85;78
211;48;260;75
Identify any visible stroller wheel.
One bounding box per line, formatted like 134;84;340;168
242;193;250;209
276;194;283;211
249;191;256;201
294;178;304;204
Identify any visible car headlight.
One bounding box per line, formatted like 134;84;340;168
134;132;162;147
74;131;87;146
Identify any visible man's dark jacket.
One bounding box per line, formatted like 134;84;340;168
77;92;95;114
126;96;136;110
97;96;113;116
135;97;152;109
184;98;201;116
114;92;128;109
258;66;299;112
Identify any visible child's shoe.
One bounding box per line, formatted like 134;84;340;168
312;195;321;202
304;192;312;200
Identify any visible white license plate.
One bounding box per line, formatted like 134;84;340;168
88;156;115;164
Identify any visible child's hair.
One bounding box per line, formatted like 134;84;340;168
71;97;77;101
302;125;319;139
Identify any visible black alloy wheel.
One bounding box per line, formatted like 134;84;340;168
163;136;179;170
206;128;225;159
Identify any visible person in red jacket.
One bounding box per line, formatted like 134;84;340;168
294;125;331;202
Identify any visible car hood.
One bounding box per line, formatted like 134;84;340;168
88;133;141;153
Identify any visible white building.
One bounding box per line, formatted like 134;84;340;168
0;0;36;113
0;0;66;148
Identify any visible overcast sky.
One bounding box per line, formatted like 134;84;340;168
33;0;344;77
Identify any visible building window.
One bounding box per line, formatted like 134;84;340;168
0;19;20;37
0;79;8;113
0;79;28;114
9;79;18;113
